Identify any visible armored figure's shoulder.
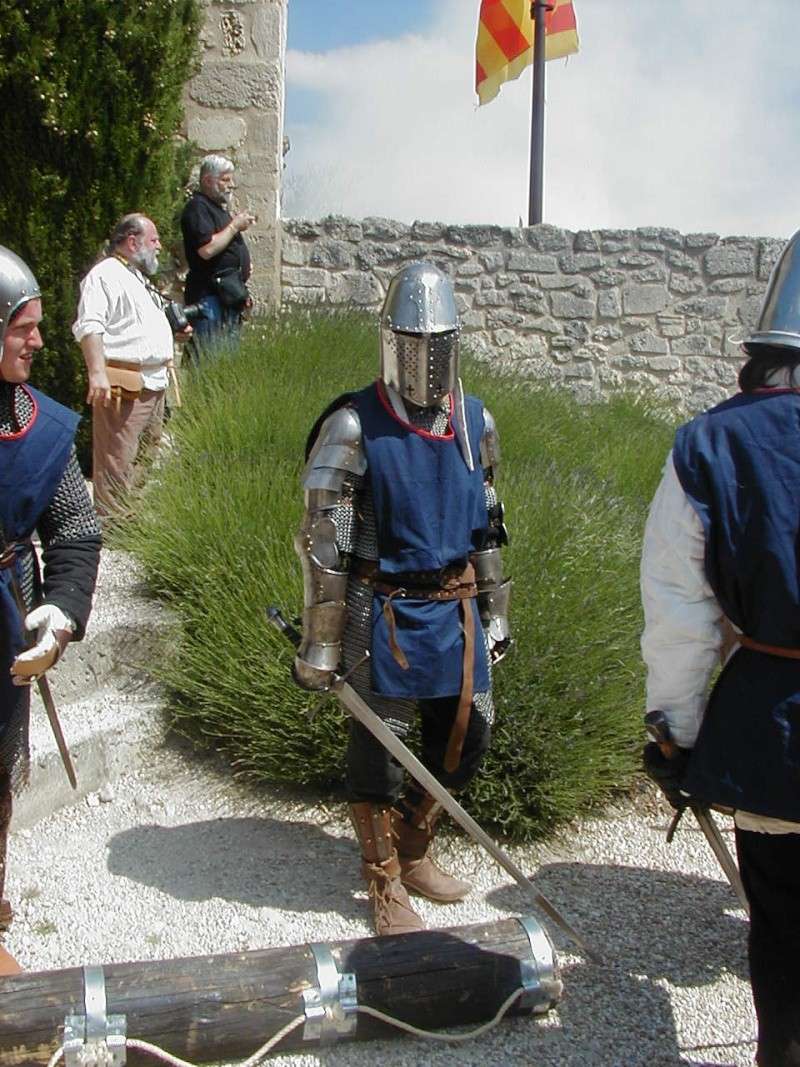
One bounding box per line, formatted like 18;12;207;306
301;403;366;491
479;406;500;471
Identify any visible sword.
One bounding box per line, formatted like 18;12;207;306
645;710;749;913
268;606;600;963
0;539;78;790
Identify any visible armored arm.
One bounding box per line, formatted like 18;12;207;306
471;408;513;664
293;405;366;691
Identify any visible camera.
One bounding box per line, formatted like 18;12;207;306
164;301;206;334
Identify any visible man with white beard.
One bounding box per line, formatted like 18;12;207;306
73;214;186;520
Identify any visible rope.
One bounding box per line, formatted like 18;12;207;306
44;986;527;1066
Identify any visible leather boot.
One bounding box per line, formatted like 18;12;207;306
393;792;471;903
349;802;424;936
0;766;13;931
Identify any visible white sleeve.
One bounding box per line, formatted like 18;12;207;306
71;269;111;341
640;452;723;748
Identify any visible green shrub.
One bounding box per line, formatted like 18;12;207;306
117;311;678;839
0;0;200;465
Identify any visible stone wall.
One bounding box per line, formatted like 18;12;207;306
183;0;287;309
282;217;787;412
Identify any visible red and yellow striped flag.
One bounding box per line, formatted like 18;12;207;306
476;0;579;106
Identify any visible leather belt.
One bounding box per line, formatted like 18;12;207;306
354;559;478;771
738;635;800;660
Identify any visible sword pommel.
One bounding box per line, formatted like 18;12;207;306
266;606;302;649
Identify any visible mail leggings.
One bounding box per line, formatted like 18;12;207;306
735;827;800;1067
345;695;491;805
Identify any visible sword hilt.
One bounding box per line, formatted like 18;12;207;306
266;606;302;649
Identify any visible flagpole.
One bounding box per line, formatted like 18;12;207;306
528;1;552;224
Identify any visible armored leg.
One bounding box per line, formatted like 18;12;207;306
348;802;423;937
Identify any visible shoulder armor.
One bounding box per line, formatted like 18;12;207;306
302;405;366;491
479;407;501;473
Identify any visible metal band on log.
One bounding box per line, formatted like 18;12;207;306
0;916;561;1064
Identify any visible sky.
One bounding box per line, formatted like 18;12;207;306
282;0;800;238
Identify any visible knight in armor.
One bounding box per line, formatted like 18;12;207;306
0;248;100;936
641;230;800;1067
293;262;511;936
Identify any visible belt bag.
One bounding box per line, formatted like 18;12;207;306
106;363;143;401
212;266;248;309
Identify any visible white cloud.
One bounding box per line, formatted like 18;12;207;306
283;0;800;237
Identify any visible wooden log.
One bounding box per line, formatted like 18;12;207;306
0;916;560;1065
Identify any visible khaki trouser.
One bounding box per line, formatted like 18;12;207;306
92;387;165;518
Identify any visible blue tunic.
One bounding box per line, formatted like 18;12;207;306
673;388;800;819
353;382;490;699
0;387;79;731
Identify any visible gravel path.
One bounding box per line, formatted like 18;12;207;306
6;735;756;1067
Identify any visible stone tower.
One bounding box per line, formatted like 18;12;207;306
182;0;287;309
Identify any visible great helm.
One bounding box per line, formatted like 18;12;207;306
0;246;40;357
745;229;800;354
380;261;459;407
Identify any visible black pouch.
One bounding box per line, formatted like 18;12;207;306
212;266;248;308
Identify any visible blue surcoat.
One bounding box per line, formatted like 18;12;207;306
674;388;800;818
353;382;490;699
0;386;78;730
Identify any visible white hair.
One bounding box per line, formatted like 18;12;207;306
199;154;234;181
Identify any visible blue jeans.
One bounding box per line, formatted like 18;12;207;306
189;295;242;361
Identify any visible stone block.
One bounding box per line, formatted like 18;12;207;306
473;289;506;307
282;266;328;287
410;220;446;240
187;114;247;150
284;219;322;238
758;238;786;281
189;61;280;110
455;278;479;293
526;224;570;251
633;266;668;283
622;284;668;315
598;290;622;318
656;313;686;338
619;253;656;268
630;331;668;354
456;259;484;277
322;216;363;241
361;217;409;240
672;334;717;356
355;243;402;269
281;237;308;267
593;268;626;288
559;252;603;273
667;249;700;272
704;245;756;276
251;2;285;60
283;286;326;305
537;275;579;290
592;324;622;342
738;294;764;329
461;309;485;329
220;9;247;55
675;296;728;319
479;251;505;271
574;230;600;252
513;294;548;313
669;274;704;295
446;224;504;247
328;271;384;306
709;278;748;294
508;249;558;272
645;355;681;372
487;308;525;328
494;328;516;347
309;240;354;269
685;233;720;249
563;361;595;379
551;292;595;318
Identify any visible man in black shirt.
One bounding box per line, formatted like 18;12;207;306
180;154;255;357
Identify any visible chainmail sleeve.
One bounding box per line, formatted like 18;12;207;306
37;448;101;640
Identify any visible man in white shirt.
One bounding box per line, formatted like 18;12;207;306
72;214;187;518
641;230;800;1066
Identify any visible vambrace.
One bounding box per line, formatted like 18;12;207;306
293;405;365;690
471;546;512;664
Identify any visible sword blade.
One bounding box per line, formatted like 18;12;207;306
689;804;749;914
335;675;600;961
